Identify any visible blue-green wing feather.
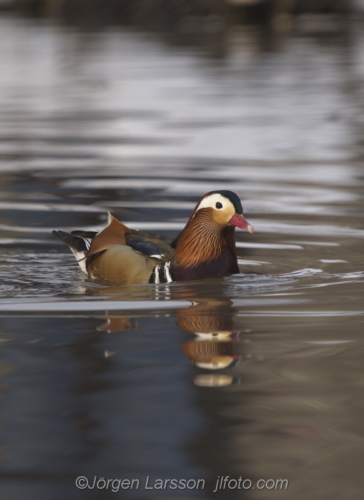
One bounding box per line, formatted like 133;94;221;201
125;230;174;261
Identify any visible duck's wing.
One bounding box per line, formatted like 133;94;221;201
53;215;175;282
125;230;174;261
86;215;174;260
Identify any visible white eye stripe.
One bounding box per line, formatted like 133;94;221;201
197;194;226;210
194;193;233;216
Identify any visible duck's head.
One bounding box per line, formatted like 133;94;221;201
173;190;253;269
189;190;254;233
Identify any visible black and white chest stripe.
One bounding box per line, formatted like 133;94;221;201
149;261;173;284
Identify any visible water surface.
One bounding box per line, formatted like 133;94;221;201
0;14;363;500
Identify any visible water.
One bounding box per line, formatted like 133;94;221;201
0;14;364;500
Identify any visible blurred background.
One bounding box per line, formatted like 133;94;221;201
4;0;362;28
0;2;364;500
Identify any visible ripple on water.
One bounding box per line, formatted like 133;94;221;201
0;299;192;313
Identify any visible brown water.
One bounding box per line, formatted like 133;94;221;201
0;14;363;500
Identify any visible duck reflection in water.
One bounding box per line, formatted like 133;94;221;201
93;291;250;387
177;299;250;387
96;316;134;334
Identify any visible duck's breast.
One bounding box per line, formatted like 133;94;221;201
173;249;239;281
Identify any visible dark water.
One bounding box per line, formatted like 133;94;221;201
0;14;364;500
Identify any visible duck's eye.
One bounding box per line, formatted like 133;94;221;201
215;202;223;209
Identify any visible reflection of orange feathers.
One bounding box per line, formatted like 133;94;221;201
177;299;246;369
177;314;233;334
96;317;132;333
176;299;234;333
182;340;234;362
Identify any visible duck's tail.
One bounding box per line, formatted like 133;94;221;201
52;230;97;273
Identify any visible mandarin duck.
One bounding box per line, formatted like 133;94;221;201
52;190;253;285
